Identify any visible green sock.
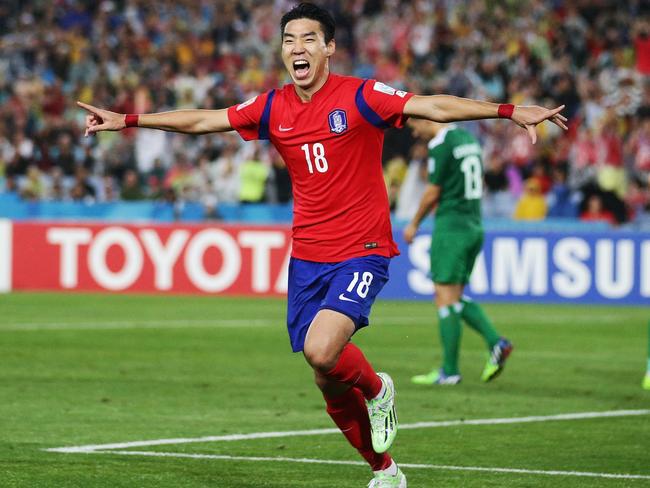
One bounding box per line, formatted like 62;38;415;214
459;297;501;349
438;305;462;376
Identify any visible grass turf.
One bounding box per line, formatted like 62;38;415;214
1;292;648;487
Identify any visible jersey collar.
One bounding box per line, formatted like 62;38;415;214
428;124;456;149
291;73;337;103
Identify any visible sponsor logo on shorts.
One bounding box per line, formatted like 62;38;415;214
338;293;359;303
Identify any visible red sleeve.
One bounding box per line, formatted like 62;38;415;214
360;80;414;129
227;91;271;141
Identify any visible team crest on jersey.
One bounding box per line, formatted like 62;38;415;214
328;109;348;134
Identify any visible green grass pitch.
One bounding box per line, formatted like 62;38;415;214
1;292;648;487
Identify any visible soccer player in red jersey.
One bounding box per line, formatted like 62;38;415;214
78;4;567;486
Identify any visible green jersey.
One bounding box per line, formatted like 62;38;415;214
428;124;483;231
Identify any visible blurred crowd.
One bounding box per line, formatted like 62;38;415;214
1;0;649;226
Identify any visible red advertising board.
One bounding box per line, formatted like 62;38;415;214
10;221;292;295
6;219;648;304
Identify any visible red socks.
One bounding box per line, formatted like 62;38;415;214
324;387;392;470
321;343;389;469
325;343;382;400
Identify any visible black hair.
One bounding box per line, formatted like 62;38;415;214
280;3;336;44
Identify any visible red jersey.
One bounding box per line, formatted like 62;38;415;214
227;74;414;262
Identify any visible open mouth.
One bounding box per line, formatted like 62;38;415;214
292;60;311;80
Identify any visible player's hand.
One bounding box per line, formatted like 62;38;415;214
77;101;126;136
403;222;418;244
511;105;568;144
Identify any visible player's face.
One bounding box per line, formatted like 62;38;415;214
408;118;442;139
407;118;428;138
282;18;335;94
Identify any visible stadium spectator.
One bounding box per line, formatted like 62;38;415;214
69;166;96;202
595;113;626;199
5;132;34;176
627;114;650;180
580;193;616;226
513;178;548;221
164;153;193;198
47;169;67;202
383;156;408;212
3;174;18;194
20;165;45;201
625;176;650;222
238;148;268;204
578;181;627;225
120;169;145;201
394;145;428;222
99;175;117;203
546;165;579;218
239;55;266;93
267;147;292;204
147;159;168;191
527;160;553;194
482;155;517;219
633;20;650;75
189;154;221;219
212;136;242;204
51;133;78;176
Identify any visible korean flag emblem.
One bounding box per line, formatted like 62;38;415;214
328;109;348;134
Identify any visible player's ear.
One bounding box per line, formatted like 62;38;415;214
326;39;336;57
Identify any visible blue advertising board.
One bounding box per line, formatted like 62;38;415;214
383;230;650;305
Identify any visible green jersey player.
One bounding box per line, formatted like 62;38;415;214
403;120;513;385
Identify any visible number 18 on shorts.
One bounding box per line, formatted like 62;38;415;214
286;255;390;352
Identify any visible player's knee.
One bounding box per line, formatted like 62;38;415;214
435;295;454;308
303;344;338;373
435;286;463;308
313;371;328;391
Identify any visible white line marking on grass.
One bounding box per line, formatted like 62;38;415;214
46;427;341;453
0;316;435;332
400;409;650;430
1;311;629;332
64;450;650;481
46;409;650;453
45;409;650;481
0;319;278;331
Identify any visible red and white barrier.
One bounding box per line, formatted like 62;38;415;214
0;219;11;293
6;221;292;295
4;219;649;303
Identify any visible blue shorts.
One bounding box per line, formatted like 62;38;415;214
286;255;390;352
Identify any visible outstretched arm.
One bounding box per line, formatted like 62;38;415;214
403;95;568;144
77;101;233;136
403;183;441;244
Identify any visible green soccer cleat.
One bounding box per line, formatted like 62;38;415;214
643;373;650;391
481;338;513;382
366;372;398;453
367;466;407;487
411;368;461;385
